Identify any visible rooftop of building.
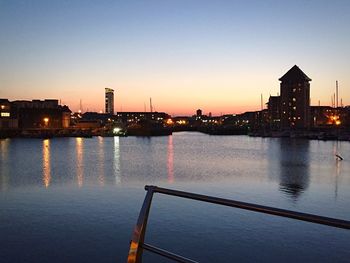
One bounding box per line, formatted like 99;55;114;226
279;65;312;82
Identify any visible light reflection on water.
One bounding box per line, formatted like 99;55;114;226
277;139;310;199
114;136;121;185
0;133;349;263
167;135;174;184
76;137;83;187
98;136;105;186
42;139;51;188
1;134;350;208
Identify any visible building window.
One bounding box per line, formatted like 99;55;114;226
1;112;10;117
293;88;296;92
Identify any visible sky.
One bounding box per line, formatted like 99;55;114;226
0;0;350;116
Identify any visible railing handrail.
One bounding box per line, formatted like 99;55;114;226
127;185;350;263
147;185;350;229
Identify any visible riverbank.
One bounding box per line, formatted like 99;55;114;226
1;127;350;141
247;130;350;141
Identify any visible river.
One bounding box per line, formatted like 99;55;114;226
0;132;349;262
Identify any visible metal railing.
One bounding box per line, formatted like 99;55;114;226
127;185;350;263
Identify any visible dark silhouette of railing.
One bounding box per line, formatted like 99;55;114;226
127;185;350;263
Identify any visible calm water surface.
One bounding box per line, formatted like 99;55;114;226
0;132;349;262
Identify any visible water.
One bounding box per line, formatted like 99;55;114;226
0;133;349;262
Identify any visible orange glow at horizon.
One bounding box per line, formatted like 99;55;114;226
3;67;349;116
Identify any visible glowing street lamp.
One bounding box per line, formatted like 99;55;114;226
43;117;49;127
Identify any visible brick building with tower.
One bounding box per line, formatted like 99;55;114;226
279;65;311;130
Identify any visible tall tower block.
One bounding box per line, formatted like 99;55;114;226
105;88;114;114
279;65;311;130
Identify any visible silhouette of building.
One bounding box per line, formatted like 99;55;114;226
12;99;71;129
0;99;18;130
0;99;71;130
267;96;281;130
105;88;114;114
310;106;349;128
116;112;170;125
279;65;311;130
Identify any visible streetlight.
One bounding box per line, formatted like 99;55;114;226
43;117;49;127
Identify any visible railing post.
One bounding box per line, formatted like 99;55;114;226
127;186;155;263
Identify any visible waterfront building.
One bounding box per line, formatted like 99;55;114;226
75;120;102;129
310;106;350;129
81;112;113;122
105;88;114;115
279;65;311;130
344;106;350;128
235;111;259;129
0;99;18;130
267;96;281;130
116;112;170;125
1;99;71;130
310;106;337;128
78;112;114;129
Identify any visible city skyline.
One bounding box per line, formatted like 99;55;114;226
1;1;350;115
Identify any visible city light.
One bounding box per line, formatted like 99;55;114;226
43;117;49;127
113;127;121;134
176;120;187;125
166;119;174;125
328;115;341;126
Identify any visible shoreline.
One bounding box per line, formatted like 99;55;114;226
1;128;350;142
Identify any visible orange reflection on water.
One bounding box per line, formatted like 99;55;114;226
76;138;84;187
167;135;174;183
42;139;51;188
98;136;105;186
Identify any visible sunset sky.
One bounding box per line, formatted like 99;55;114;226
1;0;350;116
